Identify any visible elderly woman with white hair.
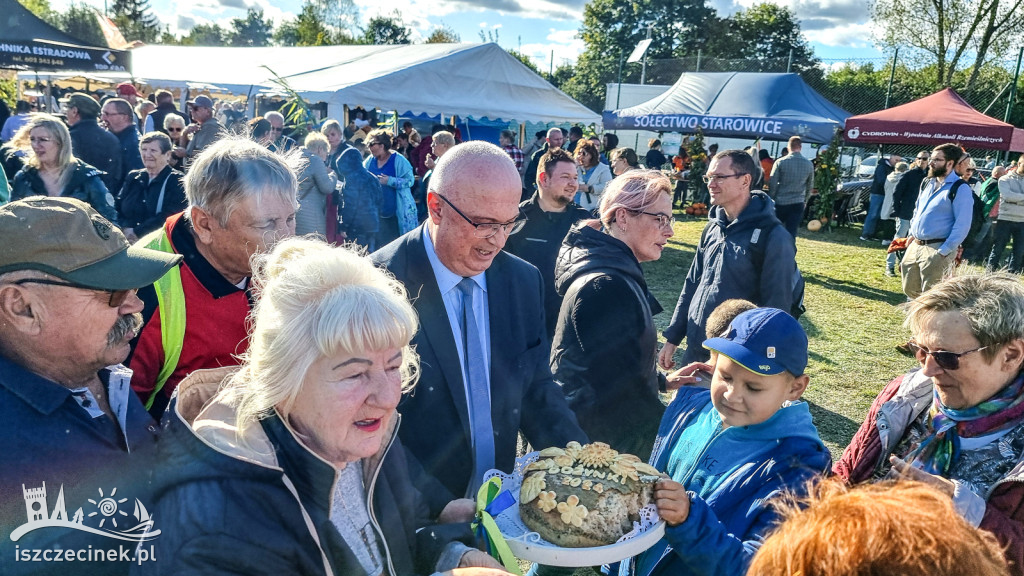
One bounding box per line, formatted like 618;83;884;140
136;237;510;576
550;169;675;461
295;131;338;236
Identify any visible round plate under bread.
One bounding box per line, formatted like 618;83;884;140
484;452;666;567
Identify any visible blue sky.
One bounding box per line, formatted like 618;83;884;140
53;0;889;69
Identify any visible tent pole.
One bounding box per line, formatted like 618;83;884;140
519;123;525;148
696;50;701;73
1003;47;1023;162
786;49;793;73
615;51;624;112
641;24;652;85
883;48;898;110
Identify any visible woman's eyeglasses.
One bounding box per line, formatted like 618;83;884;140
907;340;989;371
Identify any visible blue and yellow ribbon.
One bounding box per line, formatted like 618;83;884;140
471;477;522;575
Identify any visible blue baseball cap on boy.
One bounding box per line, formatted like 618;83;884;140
703;308;808;376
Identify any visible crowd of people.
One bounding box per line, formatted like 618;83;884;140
1;85;1024;576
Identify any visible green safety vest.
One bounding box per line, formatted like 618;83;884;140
139;227;187;410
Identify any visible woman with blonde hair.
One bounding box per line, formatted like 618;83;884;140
295;131;338;236
550;169;675;460
139;236;510;576
10;113;117;221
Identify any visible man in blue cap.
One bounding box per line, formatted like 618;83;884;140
623;307;830;576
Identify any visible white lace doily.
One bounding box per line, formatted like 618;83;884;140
483;452;666;567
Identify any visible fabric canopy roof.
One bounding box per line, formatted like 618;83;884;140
603;72;850;144
843;87;1024;152
0;0;130;73
21;43;598;124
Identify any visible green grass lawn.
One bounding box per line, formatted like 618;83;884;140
643;214;919;457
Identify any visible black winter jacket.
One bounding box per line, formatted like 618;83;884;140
132;368;471;576
550;223;666;462
116;166;186;236
69;118;122;193
12;159;118;223
663;191;797;364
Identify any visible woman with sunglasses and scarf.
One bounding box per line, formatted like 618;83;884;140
835;272;1024;575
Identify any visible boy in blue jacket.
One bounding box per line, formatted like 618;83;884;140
623;307;831;576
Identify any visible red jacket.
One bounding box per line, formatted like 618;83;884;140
835;370;1024;575
127;212;252;419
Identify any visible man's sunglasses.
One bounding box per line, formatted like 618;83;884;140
11;278;136;307
907;340;989;371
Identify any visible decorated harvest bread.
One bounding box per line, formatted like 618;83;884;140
519;441;661;548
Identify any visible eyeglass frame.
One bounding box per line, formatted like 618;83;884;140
702;172;747;184
633;210;675;229
10;278;136;308
907;340;989;371
435;193;526;239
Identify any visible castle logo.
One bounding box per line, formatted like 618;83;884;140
11;482;160;543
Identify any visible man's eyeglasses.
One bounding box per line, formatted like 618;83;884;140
635;211;675;229
702;173;746;184
436;193;526;239
907;340;989;371
916;156;930;161
11;278;136;308
929;157;949;164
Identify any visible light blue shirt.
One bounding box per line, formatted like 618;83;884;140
909;171;974;256
422;226;492;432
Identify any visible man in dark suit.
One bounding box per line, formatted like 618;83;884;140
372;141;587;509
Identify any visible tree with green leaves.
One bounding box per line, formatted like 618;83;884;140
275;1;357;46
426;25;460;43
227;8;273;47
57;3;106;47
307;0;359;37
111;0;161;43
562;0;719;111
719;3;820;75
873;0;1024;90
181;23;226;46
16;0;58;26
362;11;411;45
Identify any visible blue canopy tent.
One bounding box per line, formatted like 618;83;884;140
603;72;850;144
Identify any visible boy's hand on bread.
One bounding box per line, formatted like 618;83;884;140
654;479;690;526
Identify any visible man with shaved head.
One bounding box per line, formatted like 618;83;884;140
373;141;587;511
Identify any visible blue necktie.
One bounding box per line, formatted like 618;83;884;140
457;277;495;495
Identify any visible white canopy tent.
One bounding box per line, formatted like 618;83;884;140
20;43;599;124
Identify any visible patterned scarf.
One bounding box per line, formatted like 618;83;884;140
910;374;1024;475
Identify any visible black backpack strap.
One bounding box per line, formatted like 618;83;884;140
947;179;967;202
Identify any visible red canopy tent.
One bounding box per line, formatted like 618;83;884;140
843;87;1024;152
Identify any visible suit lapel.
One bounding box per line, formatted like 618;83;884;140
404;231;473;444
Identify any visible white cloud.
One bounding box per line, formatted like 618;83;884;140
520;27;583;69
804;21;874;48
492;23;502;29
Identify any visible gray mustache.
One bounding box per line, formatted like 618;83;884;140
107;313;143;346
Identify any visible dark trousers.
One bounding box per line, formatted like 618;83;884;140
775;202;804;240
376;216;401;247
987;220;1024;273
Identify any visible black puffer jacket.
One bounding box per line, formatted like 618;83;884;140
550;223;666;462
132;367;471;576
12;160;117;222
116;166;186;236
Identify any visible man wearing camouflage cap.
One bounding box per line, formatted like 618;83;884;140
0;197;180;576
